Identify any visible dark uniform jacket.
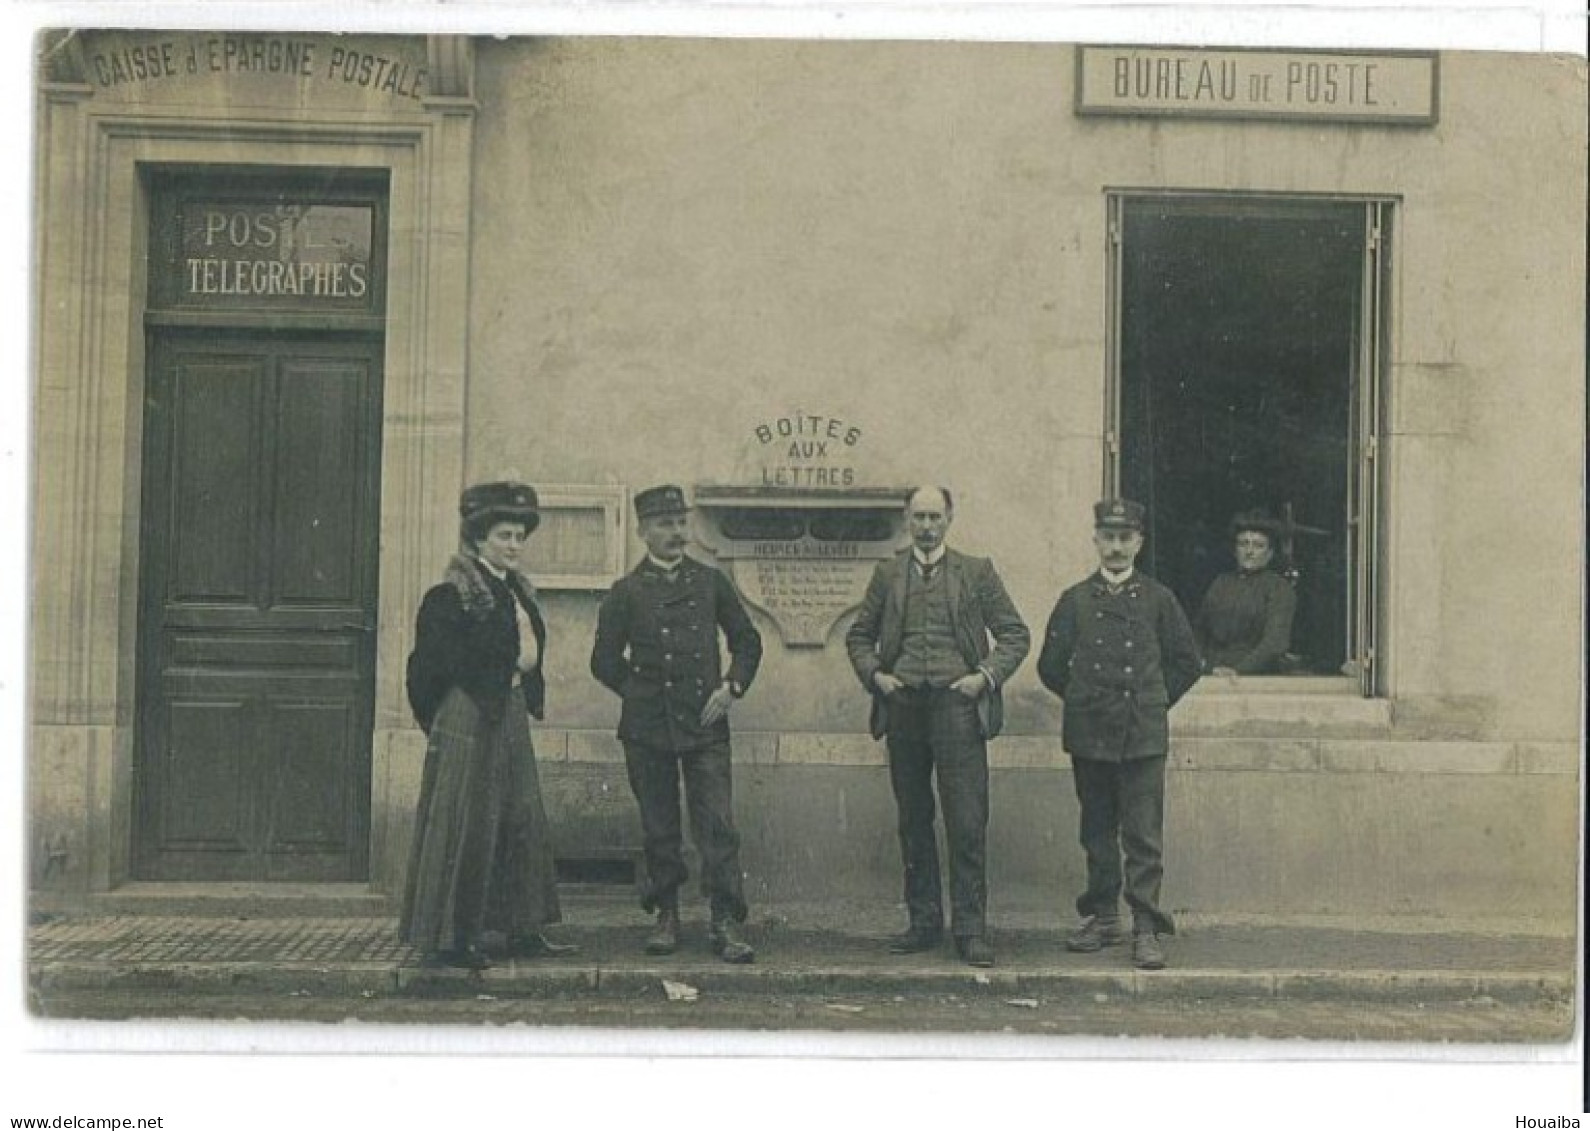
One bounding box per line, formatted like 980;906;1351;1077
406;554;548;734
845;548;1031;741
591;555;763;751
1037;570;1200;762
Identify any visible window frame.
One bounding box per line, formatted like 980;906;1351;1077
1103;189;1393;697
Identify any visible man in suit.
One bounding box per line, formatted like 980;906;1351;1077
591;484;763;963
845;485;1030;967
1036;498;1201;970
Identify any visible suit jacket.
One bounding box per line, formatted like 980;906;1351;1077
845;548;1031;740
1036;570;1200;762
405;555;548;735
590;555;762;751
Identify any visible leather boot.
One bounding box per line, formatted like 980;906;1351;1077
1132;932;1167;970
644;908;680;956
709;918;756;964
1066;915;1128;953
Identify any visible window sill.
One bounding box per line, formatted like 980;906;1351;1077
1193;675;1358;695
1177;677;1391;732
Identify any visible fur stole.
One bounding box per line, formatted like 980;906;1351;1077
443;553;538;620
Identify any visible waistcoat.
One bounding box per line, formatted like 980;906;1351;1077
895;566;963;687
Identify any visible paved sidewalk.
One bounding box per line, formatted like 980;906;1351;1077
27;896;1577;1007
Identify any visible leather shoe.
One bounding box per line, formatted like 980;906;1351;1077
1132;932;1167;970
955;936;995;968
709;919;756;964
644;909;680;956
1066;915;1129;953
507;931;580;959
886;927;944;955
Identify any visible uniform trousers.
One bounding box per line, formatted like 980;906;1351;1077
1070;754;1175;936
884;686;989;940
622;739;748;923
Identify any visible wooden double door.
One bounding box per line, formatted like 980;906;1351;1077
134;332;382;881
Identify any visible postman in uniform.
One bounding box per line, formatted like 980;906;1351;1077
1037;497;1200;969
591;484;763;962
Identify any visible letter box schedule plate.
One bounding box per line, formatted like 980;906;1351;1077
1075;46;1438;125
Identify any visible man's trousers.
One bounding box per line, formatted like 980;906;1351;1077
884;686;989;940
1070;754;1175;936
622;739;748;923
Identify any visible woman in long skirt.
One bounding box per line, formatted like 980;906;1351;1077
400;481;577;969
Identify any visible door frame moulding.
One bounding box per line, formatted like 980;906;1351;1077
33;39;474;891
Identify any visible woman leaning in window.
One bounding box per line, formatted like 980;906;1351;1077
400;481;577;969
1195;510;1298;678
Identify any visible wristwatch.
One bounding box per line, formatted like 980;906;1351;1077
726;679;745;699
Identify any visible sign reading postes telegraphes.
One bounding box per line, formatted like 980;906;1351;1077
182;204;373;303
152;191;387;315
1076;46;1439;125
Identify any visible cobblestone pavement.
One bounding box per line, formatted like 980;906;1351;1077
27;908;1576;975
30;915;411;965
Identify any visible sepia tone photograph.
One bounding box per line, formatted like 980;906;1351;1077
13;3;1587;1120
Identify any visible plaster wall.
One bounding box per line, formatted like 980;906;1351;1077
464;40;1586;744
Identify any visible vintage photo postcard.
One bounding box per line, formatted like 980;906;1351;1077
11;0;1587;1124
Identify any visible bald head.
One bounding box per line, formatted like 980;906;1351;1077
907;485;954;514
906;485;954;554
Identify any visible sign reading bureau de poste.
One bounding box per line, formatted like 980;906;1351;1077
1076;46;1438;125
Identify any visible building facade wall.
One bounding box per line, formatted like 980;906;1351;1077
465;38;1585;742
29;34;1586;927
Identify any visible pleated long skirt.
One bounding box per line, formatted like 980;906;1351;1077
400;688;562;953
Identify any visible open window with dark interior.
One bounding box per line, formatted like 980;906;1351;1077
1109;193;1387;689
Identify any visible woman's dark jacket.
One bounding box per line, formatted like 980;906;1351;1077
406;554;548;734
1195;568;1296;675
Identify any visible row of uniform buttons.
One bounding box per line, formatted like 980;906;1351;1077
655;590;708;691
1092;606;1137;676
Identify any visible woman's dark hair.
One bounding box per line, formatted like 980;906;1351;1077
1229;509;1283;544
456;481;540;552
461;511;533;550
